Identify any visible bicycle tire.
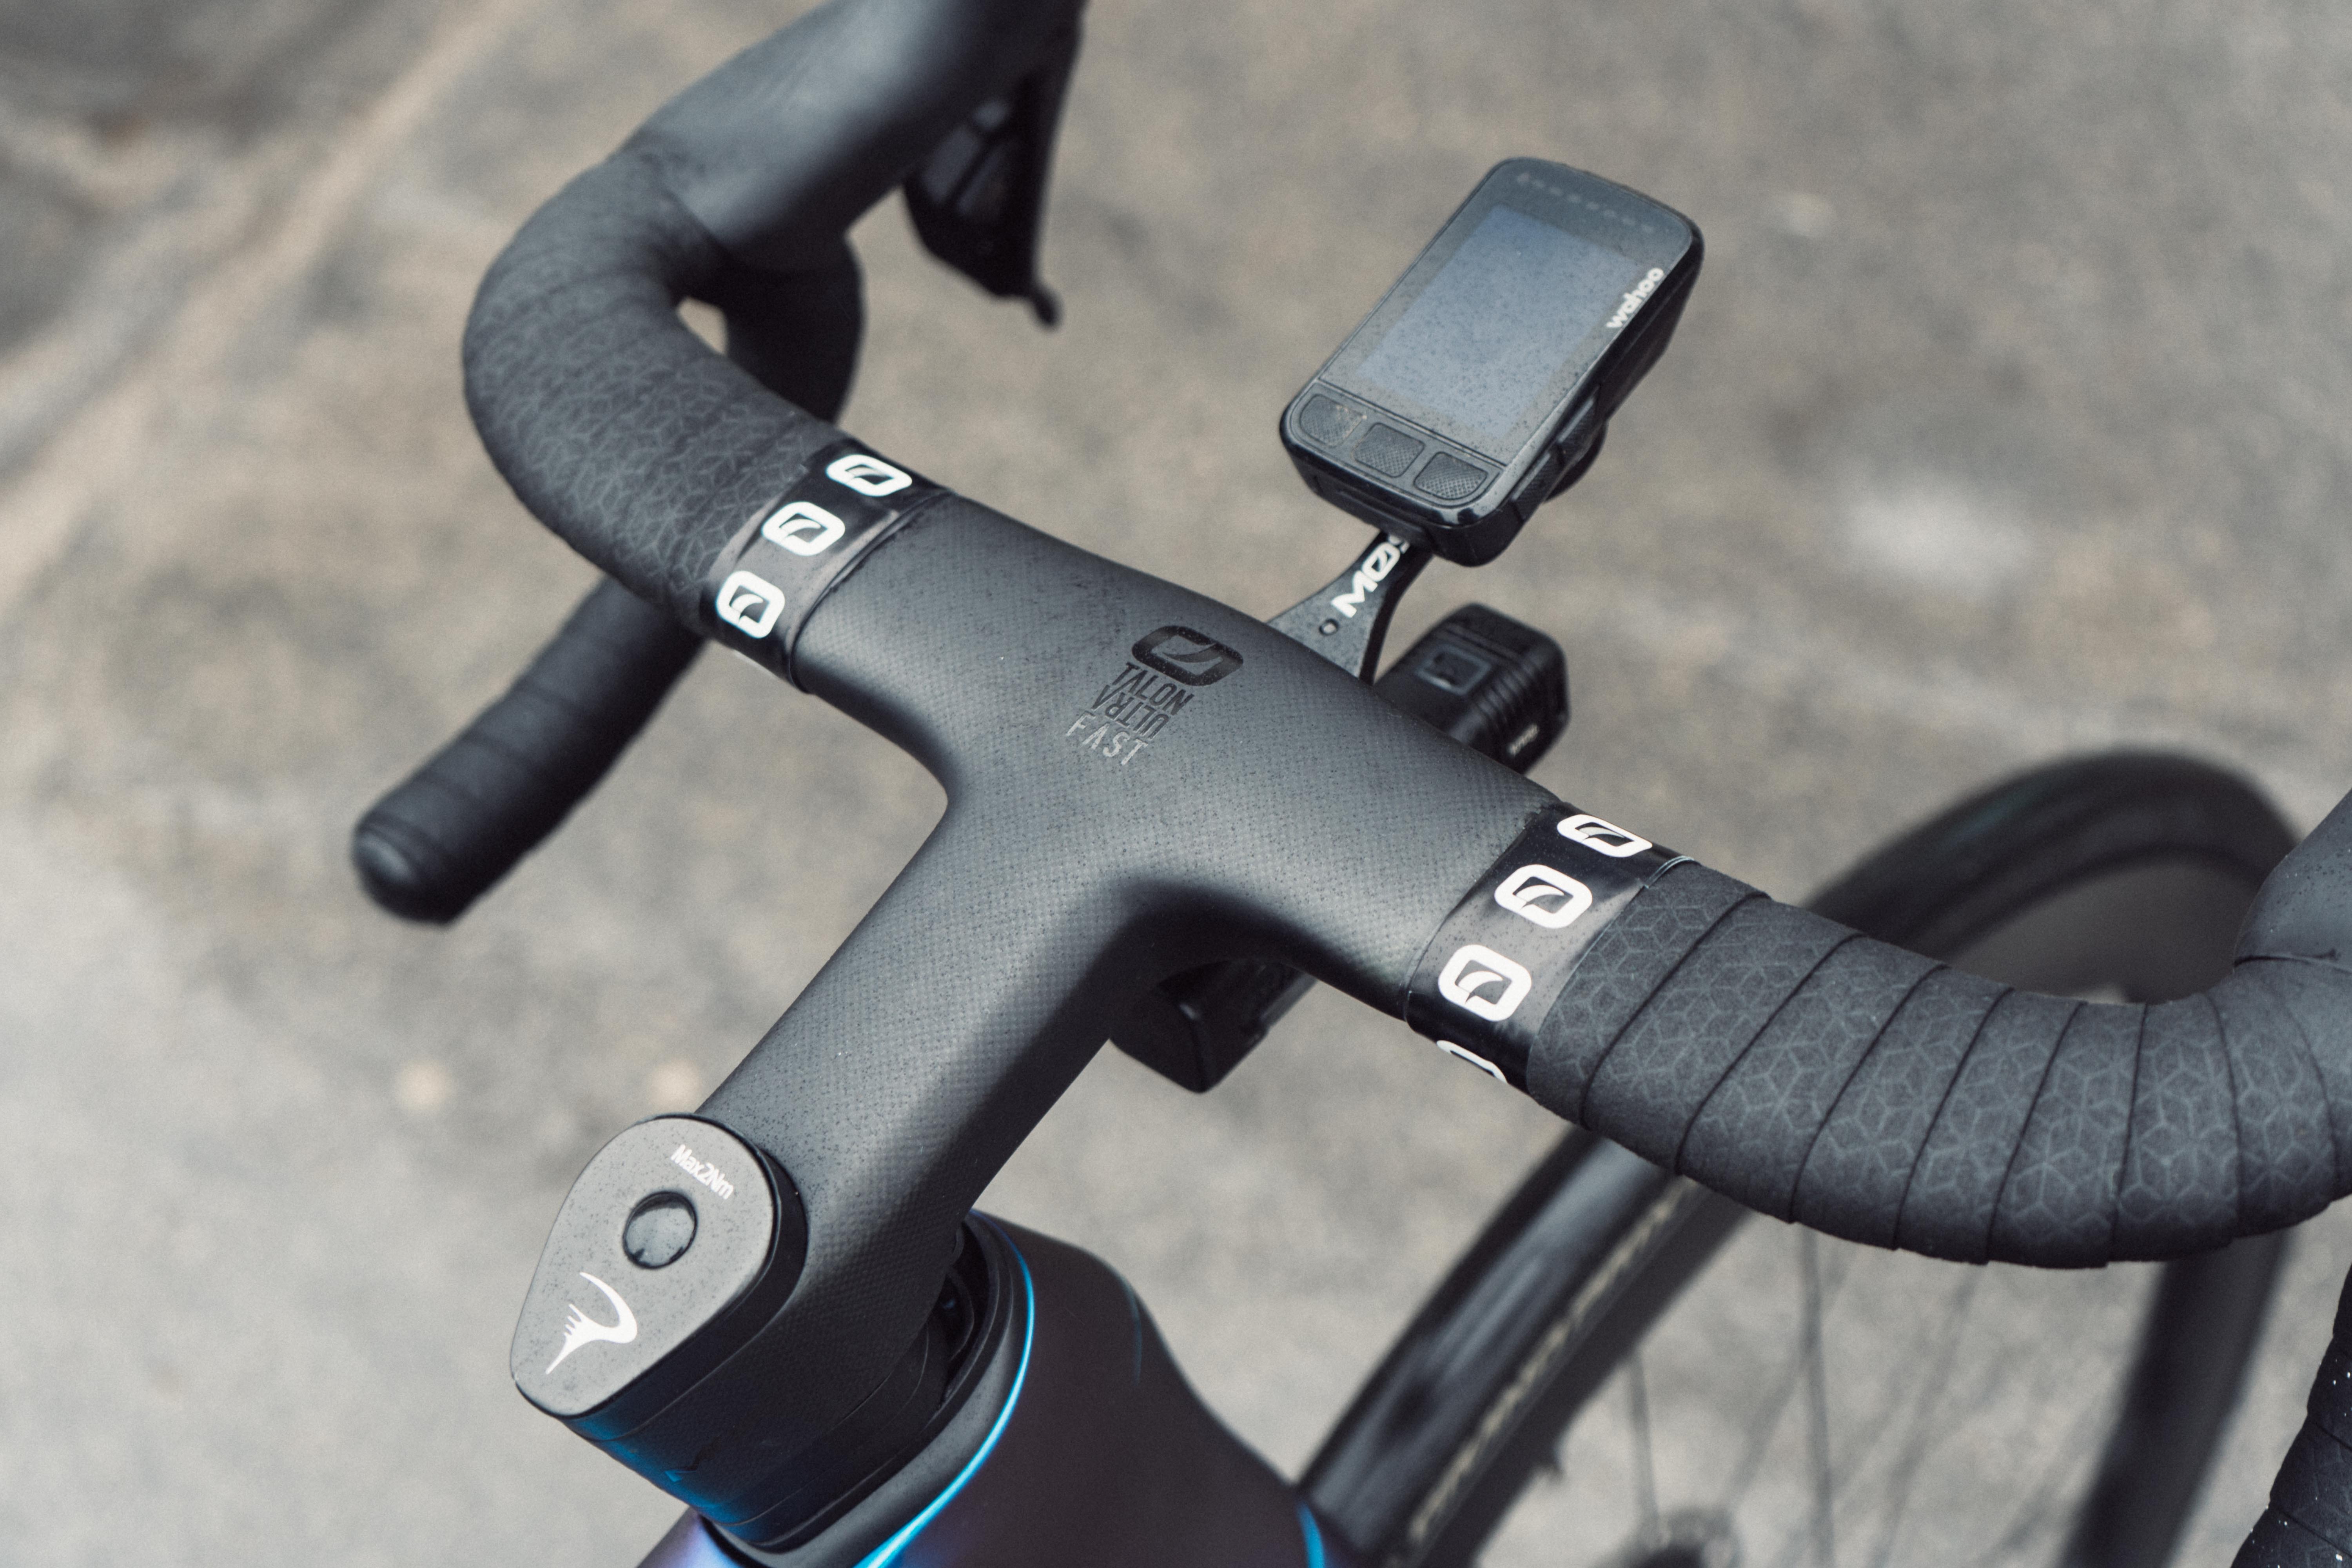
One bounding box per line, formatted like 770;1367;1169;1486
1304;752;2298;1568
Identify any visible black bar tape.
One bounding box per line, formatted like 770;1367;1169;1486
1401;804;1688;1087
1895;989;2080;1261
1792;965;2012;1253
2235;1272;2352;1565
464;155;848;624
1677;937;1937;1225
1581;897;1852;1166
1418;785;2352;1269
464;0;1082;624
368;245;865;926
2236;1509;2352;1568
2310;1339;2352;1451
2215;973;2339;1235
1986;1000;2138;1265
701;438;944;686
2251;957;2352;1177
1525;866;1755;1107
353;578;699;922
2262;1374;2352;1545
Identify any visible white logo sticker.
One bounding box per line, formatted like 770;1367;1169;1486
715;570;786;639
1328;534;1408;619
1437;944;1533;1022
1436;1040;1508;1083
1558;814;1653;858
669;1143;734;1200
1494;864;1594;929
825;453;913;497
761;500;846;556
546;1272;639;1373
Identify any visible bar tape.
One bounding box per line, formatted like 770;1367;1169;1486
1403;803;1689;1087
701;439;945;687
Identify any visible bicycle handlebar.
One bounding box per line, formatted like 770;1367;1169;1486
353;578;700;922
463;0;1074;631
358;236;866;923
1515;828;2352;1264
434;0;2352;1545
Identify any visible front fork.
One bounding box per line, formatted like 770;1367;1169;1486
634;1218;1352;1568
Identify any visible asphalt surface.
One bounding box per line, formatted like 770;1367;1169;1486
4;0;2352;1563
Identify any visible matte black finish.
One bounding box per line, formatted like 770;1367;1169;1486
718;1218;1006;1552
510;488;1546;1519
465;8;1553;1480
900;21;1076;325
353;233;866;926
352;577;700;922
515;1118;804;1425
2236;1267;2352;1566
441;0;2352;1551
1113;601;1571;1093
1281;160;1699;565
1327;752;2300;1568
715;1221;1331;1566
1111;955;1313;1096
1374;603;1568;771
1472;786;2352;1269
1266;531;1432;679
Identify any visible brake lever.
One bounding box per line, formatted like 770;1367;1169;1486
902;20;1080;325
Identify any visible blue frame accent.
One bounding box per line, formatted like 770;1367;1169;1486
851;1224;1038;1568
1297;1501;1328;1568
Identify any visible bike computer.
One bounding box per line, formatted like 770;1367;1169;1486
1281;158;1700;566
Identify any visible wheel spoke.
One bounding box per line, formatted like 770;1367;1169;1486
1860;1270;1979;1568
1801;1230;1837;1568
1628;1350;1660;1541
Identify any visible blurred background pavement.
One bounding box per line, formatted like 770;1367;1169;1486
3;0;2351;1562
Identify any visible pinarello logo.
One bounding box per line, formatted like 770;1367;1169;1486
1132;626;1244;687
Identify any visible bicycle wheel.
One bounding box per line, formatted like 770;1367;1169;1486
1305;753;2297;1568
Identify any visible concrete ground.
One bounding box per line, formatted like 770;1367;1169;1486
3;0;2351;1563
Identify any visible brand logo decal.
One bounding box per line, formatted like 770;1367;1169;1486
1437;944;1533;1022
1066;628;1240;767
825;453;913;497
546;1272;639;1374
1132;626;1245;687
715;570;786;639
1558;814;1653;858
1329;535;1408;619
668;1143;734;1201
1606;267;1668;331
760;500;846;557
1494;864;1594;929
1436;1039;1508;1083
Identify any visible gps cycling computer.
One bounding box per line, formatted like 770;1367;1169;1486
1281;158;1700;566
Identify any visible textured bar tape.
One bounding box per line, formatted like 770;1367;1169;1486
702;439;945;686
1406;796;2352;1268
1403;803;1688;1087
2236;1267;2352;1566
1500;855;2352;1268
